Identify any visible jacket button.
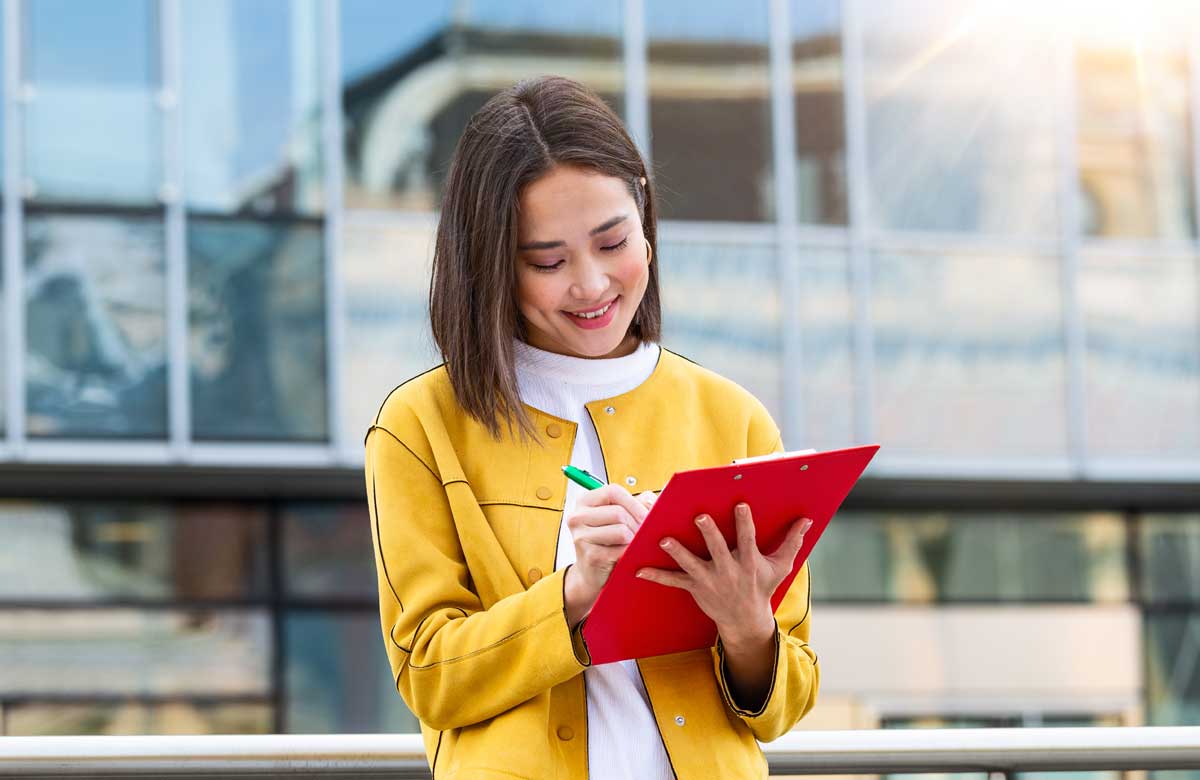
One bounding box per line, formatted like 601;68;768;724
604;405;616;415
545;423;562;438
674;715;685;726
624;475;636;487
528;567;543;584
536;486;552;500
557;725;574;741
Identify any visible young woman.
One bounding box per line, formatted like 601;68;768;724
365;75;819;780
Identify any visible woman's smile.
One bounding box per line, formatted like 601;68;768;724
565;296;620;329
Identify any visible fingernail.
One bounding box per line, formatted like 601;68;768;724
737;503;749;512
695;516;708;527
660;539;671;548
804;518;814;529
635;570;646;579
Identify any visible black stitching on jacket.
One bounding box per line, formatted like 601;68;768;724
406;610;559;670
372;363;446;427
367;425;441;480
371;468;405;613
787;565;812;637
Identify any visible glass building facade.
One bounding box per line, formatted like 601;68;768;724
2;0;1200;763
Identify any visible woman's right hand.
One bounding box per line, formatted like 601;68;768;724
563;485;657;628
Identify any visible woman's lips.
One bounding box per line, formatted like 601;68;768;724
564;296;619;330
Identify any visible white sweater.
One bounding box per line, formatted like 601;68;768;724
513;338;675;780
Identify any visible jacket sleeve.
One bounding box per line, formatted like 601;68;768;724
709;401;820;741
365;425;590;731
712;563;819;742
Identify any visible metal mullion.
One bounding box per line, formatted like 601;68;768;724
622;0;649;163
1055;30;1088;477
867;228;1061;258
657;219;778;245
840;0;874;446
187;442;338;468
321;0;347;463
769;0;804;448
1189;39;1200;461
4;0;23;457
161;0;189;458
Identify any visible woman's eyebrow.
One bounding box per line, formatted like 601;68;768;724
517;214;628;250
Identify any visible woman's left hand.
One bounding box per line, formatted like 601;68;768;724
636;503;812;646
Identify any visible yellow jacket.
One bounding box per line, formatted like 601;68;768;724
365;348;819;779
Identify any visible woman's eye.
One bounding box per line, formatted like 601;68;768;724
601;236;630;252
531;260;565;272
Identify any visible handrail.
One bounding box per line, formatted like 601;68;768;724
1;727;1198;777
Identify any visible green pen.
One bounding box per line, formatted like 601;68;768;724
562;464;604;490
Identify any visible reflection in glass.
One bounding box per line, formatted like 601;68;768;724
341;0;623;211
24;0;161;204
872;251;1067;456
25;213;166;438
791;0;846;225
811;512;1128;603
648;2;772;221
1074;7;1194;238
1082;254;1199;456
188;218;326;441
341;221;439;442
1146;613;1200;730
182;0;323;216
1140;515;1200;604
282;503;376;600
862;2;1057;235
5;700;272;736
0;501;269;601
0;609;271;695
285;611;419;733
658;238;781;421
798;248;853;449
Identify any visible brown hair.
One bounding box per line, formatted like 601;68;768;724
429;75;661;439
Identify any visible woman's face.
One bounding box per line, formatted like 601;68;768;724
514;164;649;359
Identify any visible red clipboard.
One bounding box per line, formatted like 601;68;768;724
581;444;879;665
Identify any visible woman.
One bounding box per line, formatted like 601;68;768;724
365;75;819;779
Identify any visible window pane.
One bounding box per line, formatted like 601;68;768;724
658;236;781;422
872;251;1067;456
0;501;269;601
285;611;419;733
1146;613;1200;727
26;213;166;438
1075;12;1194;238
5;700;272;736
282;503;375;600
0;609;271;695
812;512;1129;603
862;2;1057;235
1082;253;1200;456
188;218;326;441
1141;515;1200;605
24;0;161;204
182;0;323;216
799;248;854;449
791;0;846;225
341;0;624;211
648;2;772;222
341;220;438;443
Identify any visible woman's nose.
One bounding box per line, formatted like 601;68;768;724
569;257;608;301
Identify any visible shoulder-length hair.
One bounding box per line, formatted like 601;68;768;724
429;75;661;439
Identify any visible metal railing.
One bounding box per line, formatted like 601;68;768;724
1;727;1198;777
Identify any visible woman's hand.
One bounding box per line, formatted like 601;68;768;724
563;486;657;628
636;503;812;647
